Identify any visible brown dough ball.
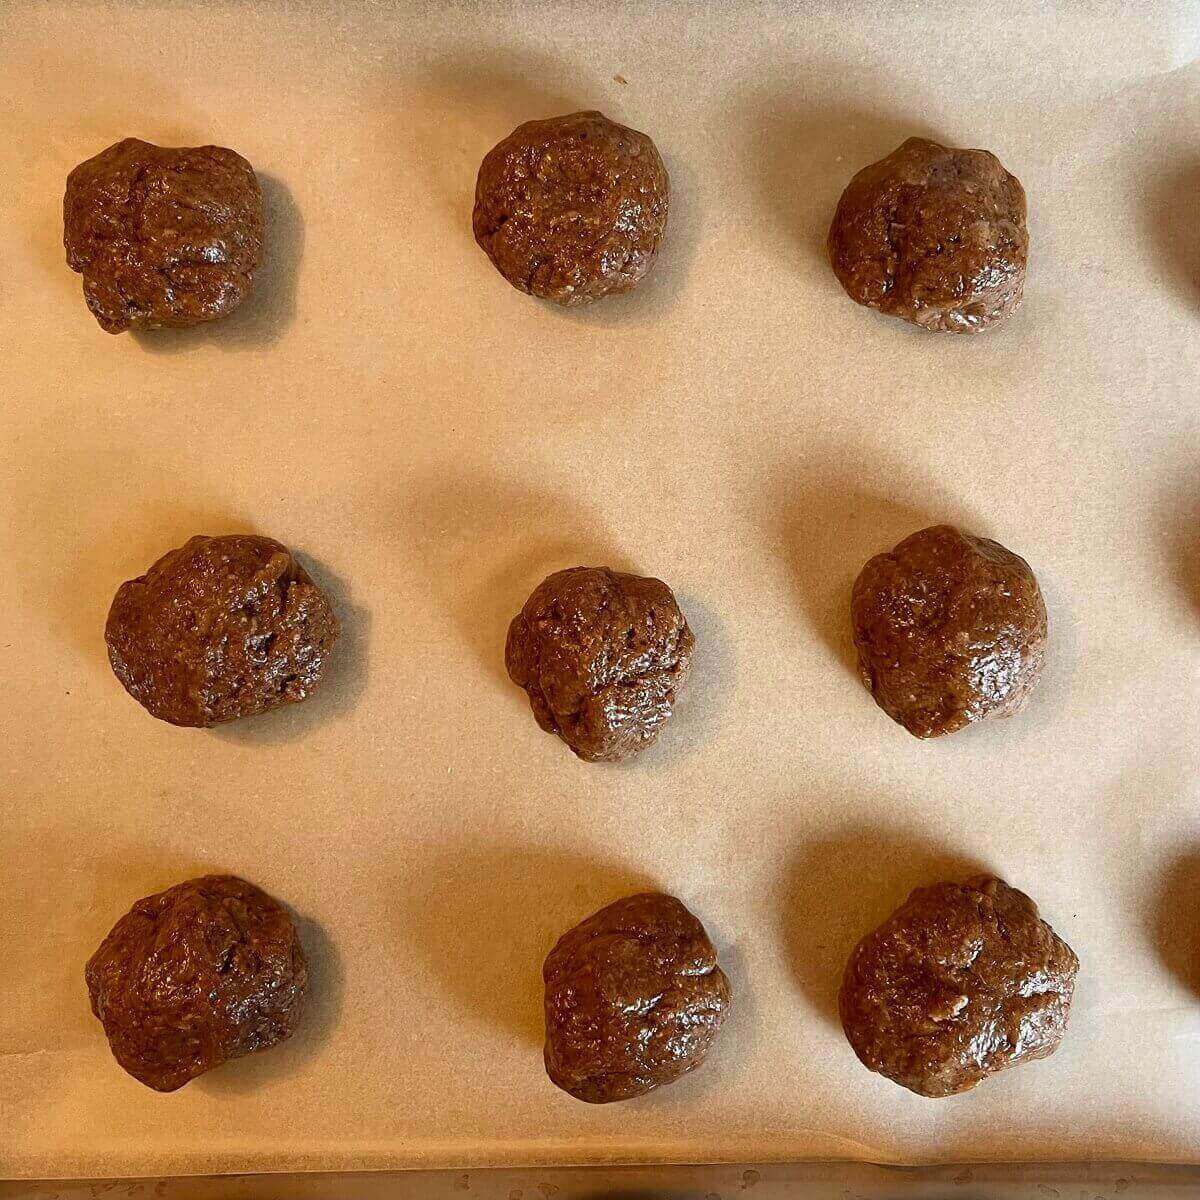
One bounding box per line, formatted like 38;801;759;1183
827;137;1027;333
850;524;1047;739
505;566;694;762
473;110;669;306
64;137;264;333
105;534;339;728
839;876;1078;1097
543;892;731;1103
85;875;308;1092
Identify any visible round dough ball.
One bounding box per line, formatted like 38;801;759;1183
472;110;669;306
64;137;264;333
105;534;339;728
85;875;308;1092
827;136;1027;333
850;524;1047;739
839;875;1078;1097
543;892;731;1103
505;566;694;762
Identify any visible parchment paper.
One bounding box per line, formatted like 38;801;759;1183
2;0;1199;1181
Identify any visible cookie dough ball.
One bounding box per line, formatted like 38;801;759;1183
64;137;264;333
105;534;339;728
505;566;694;762
86;875;307;1091
850;524;1047;739
840;875;1077;1097
473;110;669;306
543;892;731;1103
828;137;1027;333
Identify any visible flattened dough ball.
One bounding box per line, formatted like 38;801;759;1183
839;875;1078;1097
543;892;731;1103
64;137;263;333
505;566;694;762
86;875;308;1091
473;110;669;305
828;137;1027;333
105;534;339;728
850;524;1047;739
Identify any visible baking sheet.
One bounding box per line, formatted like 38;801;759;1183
2;0;1199;1181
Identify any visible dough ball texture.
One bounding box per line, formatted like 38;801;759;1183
473;110;669;306
850;524;1047;739
105;534;339;728
839;875;1078;1097
505;566;694;762
543;892;731;1103
85;875;308;1092
64;137;263;333
827;137;1027;333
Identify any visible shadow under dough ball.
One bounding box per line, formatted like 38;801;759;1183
64;137;263;333
850;524;1047;739
86;875;307;1092
473;110;669;306
839;876;1077;1097
505;566;694;762
543;892;731;1103
105;534;339;728
828;137;1027;333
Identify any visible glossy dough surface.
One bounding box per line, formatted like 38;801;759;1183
64;137;263;332
828;137;1027;333
105;534;339;728
543;892;731;1103
473;111;669;306
839;875;1077;1097
850;524;1047;739
505;566;694;762
85;875;308;1092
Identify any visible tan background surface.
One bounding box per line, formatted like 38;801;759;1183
2;0;1199;1180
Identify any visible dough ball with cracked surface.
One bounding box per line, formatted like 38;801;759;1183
839;875;1078;1097
64;137;263;333
473;110;669;306
505;566;694;762
105;534;339;728
850;524;1047;739
827;136;1027;333
85;875;308;1092
543;892;731;1103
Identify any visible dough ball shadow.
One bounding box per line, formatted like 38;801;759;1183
1146;158;1200;311
392;845;654;1046
779;822;988;1027
1151;849;1200;997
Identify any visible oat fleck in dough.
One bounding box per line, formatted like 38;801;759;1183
840;876;1078;1097
105;535;339;728
473;111;669;306
64;137;264;333
850;524;1047;739
544;892;731;1103
828;137;1027;333
86;875;308;1092
505;566;694;762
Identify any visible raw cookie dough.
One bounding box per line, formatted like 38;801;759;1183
64;137;264;333
839;875;1078;1097
850;524;1047;739
505;566;694;762
105;534;339;728
543;892;731;1103
473;110;669;306
85;875;308;1092
827;136;1027;333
